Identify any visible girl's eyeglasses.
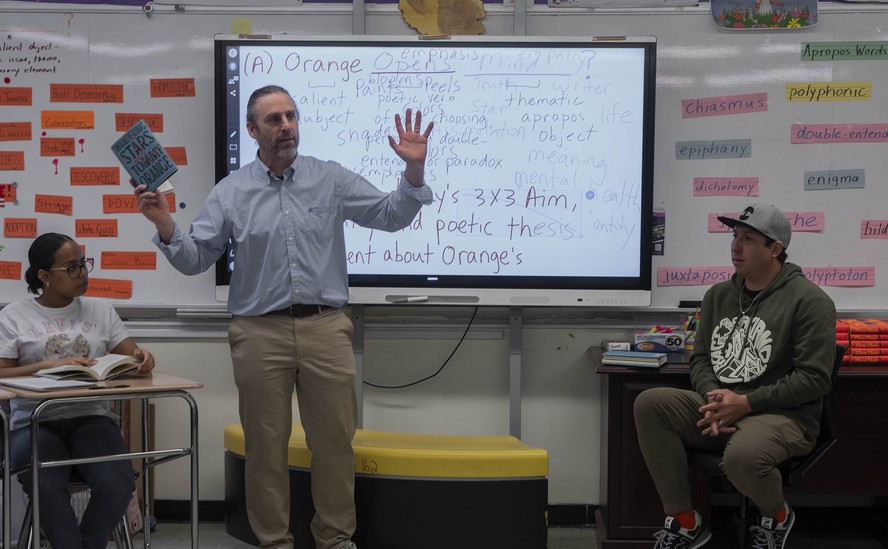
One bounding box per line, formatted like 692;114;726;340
47;257;94;278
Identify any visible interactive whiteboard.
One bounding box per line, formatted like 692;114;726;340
214;36;656;306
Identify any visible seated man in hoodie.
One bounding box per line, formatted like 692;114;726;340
633;203;836;549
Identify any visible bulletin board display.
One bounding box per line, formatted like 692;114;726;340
530;7;888;310
0;8;352;310
3;5;888;311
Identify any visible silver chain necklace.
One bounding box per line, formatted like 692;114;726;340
738;281;762;316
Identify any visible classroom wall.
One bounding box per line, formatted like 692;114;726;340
140;314;642;504
5;4;888;311
3;0;888;509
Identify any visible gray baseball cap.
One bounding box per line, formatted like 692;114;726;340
718;203;791;249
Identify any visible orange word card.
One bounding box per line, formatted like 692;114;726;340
35;194;73;216
75;219;119;238
101;251;157;270
0;261;22;280
4;217;37;237
84;278;133;299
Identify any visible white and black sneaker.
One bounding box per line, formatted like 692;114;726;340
749;503;795;549
653;510;712;549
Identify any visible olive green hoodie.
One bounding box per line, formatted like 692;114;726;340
689;262;836;445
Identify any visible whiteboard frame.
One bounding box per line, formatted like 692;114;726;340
213;34;657;307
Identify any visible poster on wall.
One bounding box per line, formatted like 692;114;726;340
711;0;817;29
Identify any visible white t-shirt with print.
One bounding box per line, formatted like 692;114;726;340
0;296;130;430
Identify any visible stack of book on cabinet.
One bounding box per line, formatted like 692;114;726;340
601;350;668;368
836;319;888;365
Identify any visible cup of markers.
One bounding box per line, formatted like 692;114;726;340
683;309;699;350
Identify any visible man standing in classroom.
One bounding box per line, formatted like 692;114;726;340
134;85;434;549
633;203;836;549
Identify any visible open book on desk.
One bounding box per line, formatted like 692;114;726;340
0;377;96;392
601;350;668;368
35;354;139;381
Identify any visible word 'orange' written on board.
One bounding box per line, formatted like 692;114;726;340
0;261;22;281
0;122;32;142
41;110;95;130
101;251;157;270
40;137;75;156
4;218;37;237
84;277;132;299
102;193;176;213
75;219;118;238
35;194;73;216
115;113;163;132
70;167;119;186
0;87;32;106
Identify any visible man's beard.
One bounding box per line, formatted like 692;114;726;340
272;136;299;162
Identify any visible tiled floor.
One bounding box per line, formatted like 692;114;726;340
138;522;598;548
138;519;887;548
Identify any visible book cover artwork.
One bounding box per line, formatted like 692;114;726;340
711;0;817;28
111;119;178;192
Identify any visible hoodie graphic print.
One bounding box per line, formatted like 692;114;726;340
710;314;774;383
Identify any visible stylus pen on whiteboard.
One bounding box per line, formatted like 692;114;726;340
392;296;429;303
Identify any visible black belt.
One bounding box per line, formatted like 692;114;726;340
264;304;334;318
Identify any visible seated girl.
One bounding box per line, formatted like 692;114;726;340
0;232;155;549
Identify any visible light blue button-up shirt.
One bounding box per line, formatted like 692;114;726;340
154;154;432;316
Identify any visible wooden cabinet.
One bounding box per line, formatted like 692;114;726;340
593;350;888;548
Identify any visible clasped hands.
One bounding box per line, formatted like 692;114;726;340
697;388;751;437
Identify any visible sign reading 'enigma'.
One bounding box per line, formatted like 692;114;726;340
803;169;865;190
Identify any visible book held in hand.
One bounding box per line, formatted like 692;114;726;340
36;353;140;381
111;119;177;194
601;350;668;368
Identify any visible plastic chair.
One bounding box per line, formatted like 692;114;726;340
687;343;846;547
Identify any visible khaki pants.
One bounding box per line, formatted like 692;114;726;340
230;310;357;549
633;387;812;517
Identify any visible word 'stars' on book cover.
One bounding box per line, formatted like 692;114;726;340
111;119;177;193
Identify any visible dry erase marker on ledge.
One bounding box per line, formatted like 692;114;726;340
419;35;450;40
391;296;429;303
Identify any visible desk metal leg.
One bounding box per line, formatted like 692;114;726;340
190;395;199;549
140;394;200;549
1;408;9;549
30;416;41;549
142;398;151;549
26;391;199;549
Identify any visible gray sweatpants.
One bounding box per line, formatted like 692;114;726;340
633;387;812;517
